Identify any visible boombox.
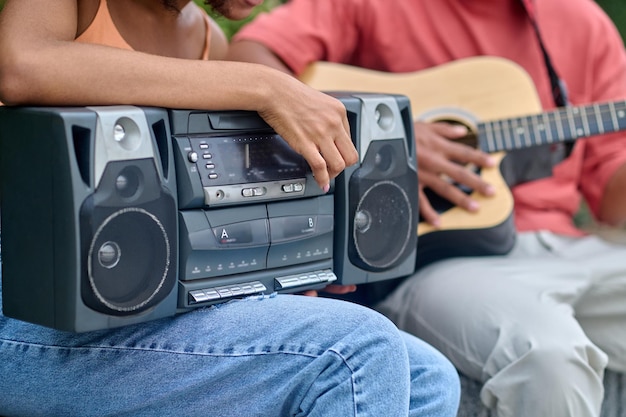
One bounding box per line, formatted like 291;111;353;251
0;93;418;332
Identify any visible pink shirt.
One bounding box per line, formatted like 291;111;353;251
235;0;626;235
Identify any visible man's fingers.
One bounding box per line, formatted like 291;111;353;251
445;141;496;168
420;169;480;212
430;122;468;138
427;122;495;168
442;161;496;197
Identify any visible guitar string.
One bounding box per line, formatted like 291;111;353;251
477;102;626;151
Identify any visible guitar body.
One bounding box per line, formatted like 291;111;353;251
300;57;542;267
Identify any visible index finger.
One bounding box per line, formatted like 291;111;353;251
444;139;495;168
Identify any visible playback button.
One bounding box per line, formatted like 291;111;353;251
274;269;337;290
188;281;267;305
242;187;267;198
281;182;304;193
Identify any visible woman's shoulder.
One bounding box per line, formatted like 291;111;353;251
207;15;228;60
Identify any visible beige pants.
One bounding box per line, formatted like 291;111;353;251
377;231;626;417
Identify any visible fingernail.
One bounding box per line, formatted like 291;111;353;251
485;185;496;195
323;184;330;193
468;201;480;211
452;125;468;135
486;156;497;167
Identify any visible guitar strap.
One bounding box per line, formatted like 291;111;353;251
519;0;570;108
502;0;573;185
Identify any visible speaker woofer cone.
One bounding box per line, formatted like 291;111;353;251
87;207;171;313
353;180;413;269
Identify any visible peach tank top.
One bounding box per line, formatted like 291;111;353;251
76;0;211;59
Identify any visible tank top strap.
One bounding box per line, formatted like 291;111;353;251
200;12;212;60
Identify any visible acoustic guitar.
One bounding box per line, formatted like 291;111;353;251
299;57;626;266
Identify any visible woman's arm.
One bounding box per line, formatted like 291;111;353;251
227;39;293;74
0;0;358;190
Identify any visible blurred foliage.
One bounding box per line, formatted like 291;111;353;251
194;0;284;39
595;0;626;40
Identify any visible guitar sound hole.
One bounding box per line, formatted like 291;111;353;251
420;162;481;219
420;188;458;219
457;132;478;149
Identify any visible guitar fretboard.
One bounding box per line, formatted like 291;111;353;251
478;100;626;153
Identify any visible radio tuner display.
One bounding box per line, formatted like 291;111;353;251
192;133;309;186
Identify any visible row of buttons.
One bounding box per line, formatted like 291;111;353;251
282;182;304;193
187;149;218;179
188;281;267;305
187;268;337;305
275;269;337;290
239;182;304;199
187;150;217;174
187;147;211;162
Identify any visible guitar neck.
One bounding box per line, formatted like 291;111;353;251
478;100;626;153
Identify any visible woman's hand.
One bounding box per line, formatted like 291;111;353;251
257;76;359;192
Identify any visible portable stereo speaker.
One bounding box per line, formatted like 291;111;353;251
0;106;178;332
0;93;419;332
332;93;419;286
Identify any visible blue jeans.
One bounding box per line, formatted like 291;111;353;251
0;253;459;416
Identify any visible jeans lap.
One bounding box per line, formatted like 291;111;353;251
0;292;413;416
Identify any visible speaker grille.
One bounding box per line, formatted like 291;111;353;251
86;207;171;313
353;180;413;269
